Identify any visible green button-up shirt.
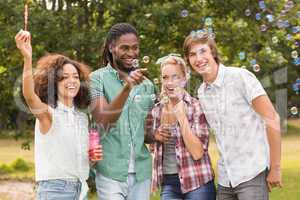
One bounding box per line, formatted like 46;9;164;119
90;64;155;182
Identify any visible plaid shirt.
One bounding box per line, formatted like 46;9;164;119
147;92;214;193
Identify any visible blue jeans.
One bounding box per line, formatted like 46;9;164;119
95;172;151;200
161;174;216;200
36;179;83;200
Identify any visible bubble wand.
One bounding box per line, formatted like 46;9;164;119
24;2;28;31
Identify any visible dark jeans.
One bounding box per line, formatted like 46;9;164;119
161;174;216;200
217;170;269;200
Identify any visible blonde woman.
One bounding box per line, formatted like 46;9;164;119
146;54;216;200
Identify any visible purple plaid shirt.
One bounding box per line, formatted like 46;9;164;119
147;92;214;193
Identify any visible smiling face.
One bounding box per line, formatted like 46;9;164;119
187;43;218;76
161;63;186;99
111;33;139;73
57;63;80;103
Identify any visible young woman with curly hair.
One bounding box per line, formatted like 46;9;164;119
15;29;102;200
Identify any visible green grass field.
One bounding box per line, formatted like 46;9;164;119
1;119;299;200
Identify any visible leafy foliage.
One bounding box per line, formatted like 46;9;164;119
0;0;299;130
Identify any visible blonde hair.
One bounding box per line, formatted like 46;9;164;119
158;54;190;80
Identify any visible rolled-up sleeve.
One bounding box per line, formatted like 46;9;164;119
90;71;104;100
191;101;209;151
144;106;161;144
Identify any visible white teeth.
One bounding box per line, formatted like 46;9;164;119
167;88;175;91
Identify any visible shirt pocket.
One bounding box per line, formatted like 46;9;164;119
132;94;153;116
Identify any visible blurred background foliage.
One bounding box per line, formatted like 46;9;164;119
0;0;299;132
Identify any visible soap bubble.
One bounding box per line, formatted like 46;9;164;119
253;64;261;72
239;52;246;60
290;107;298;115
150;94;157;101
181;10;189;18
250;59;257;65
272;36;279;44
276;19;284;29
291;51;299;59
285;1;294;10
142;56;150;64
205;17;213;26
255;13;262;20
265;46;272;54
266;14;274;23
161;95;169;104
286;34;292;41
294;57;300;66
260;24;267;32
283;20;290;28
292;26;300;34
259;1;266;10
132;59;139;68
245;9;251;16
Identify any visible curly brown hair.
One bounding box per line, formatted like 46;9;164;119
33;54;90;109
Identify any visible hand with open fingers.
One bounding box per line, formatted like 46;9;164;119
154;128;172;143
266;167;282;192
15;29;32;60
89;144;103;163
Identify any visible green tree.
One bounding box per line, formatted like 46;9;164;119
0;0;299;131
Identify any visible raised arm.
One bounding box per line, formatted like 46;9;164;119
91;83;131;128
174;101;204;160
91;69;146;129
15;30;52;134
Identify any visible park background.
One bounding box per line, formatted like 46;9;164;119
0;0;299;199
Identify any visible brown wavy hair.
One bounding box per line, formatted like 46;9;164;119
33;54;90;109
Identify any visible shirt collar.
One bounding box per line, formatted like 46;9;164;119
106;63;123;82
181;90;193;105
57;101;75;112
205;63;225;89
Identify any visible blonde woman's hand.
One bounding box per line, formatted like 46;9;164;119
153;128;171;143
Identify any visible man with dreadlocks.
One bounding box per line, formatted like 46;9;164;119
90;23;155;200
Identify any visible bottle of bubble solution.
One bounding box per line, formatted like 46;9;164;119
89;121;100;156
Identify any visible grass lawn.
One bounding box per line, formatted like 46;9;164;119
1;119;300;199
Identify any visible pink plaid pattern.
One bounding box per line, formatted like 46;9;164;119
149;92;214;193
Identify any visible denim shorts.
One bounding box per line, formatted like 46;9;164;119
36;179;82;200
